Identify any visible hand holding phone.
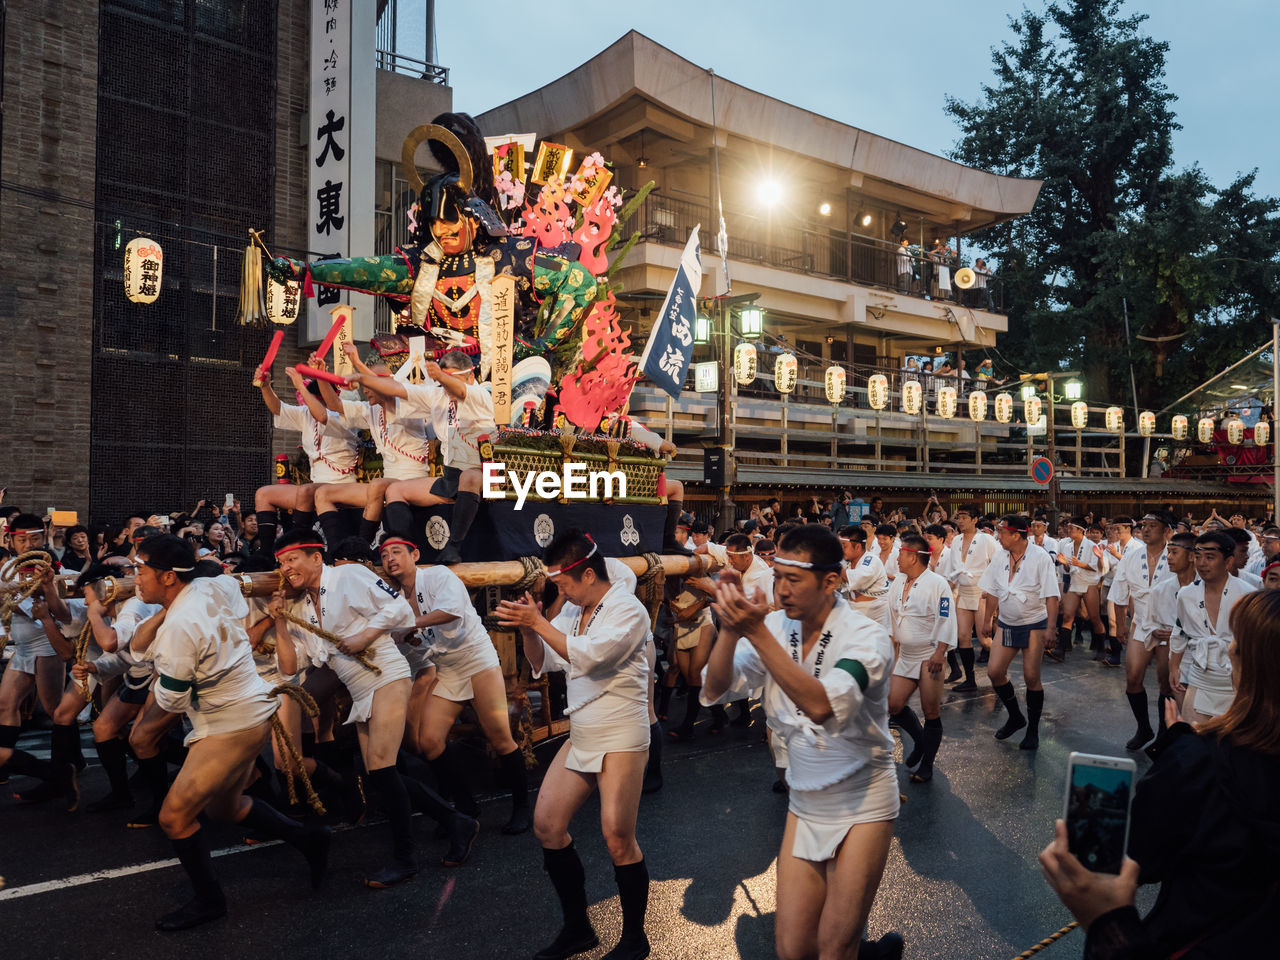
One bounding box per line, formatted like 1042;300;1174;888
1063;752;1137;875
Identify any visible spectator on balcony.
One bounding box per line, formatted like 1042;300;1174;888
902;357;921;385
896;239;915;294
973;258;994;310
929;239;953;300
975;358;999;385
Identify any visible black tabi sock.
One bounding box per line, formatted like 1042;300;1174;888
51;723;79;770
1126;690;1153;733
254;510;278;555
1025;689;1044;732
428;744;477;816
289;510;317;533
920;717;944;770
240;796;310;846
138;755;170;813
892;706;925;749
543;842;591;931
400;769;458;824
656;682;674;719
447;491;481;547
318;510;343;549
382;501;415;540
0;728;53;780
678;686;702;733
958;646;976;683
1057;626;1073;652
993;681;1024;720
662;499;684;550
498;747;531;818
170;827;224;905
95;738;131;798
358;515;381;545
946;650;959;674
613;858;651;945
367;766;415;866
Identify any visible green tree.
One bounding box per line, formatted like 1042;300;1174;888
947;0;1279;407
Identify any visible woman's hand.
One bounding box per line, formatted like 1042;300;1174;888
1039;819;1139;930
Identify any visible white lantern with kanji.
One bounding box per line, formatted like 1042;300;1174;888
734;343;757;386
1138;411;1156;437
1024;396;1042;425
124;237;163;304
936;385;957;419
1171;414;1188;440
902;379;923;415
1070;401;1088;430
1105;406;1124;433
266;278;300;324
1227;418;1245;445
1198;417;1215;443
995;392;1014;423
824;365;846;404
867;374;889;410
968;390;987;421
775;352;797;395
1254;420;1270;447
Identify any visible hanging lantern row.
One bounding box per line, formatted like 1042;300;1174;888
995;392;1014;423
1070;401;1088;430
824;365;846;404
936;385;957;419
1105;406;1124;433
1198;418;1215;444
1255;421;1271;447
1024;396;1042;426
902;379;923;415
1138;411;1156;437
867;374;889;411
968;390;987;421
1227;418;1245;445
775;352;798;394
734;343;757;386
123;237;163;304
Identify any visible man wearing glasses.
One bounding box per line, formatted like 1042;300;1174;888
1244;525;1280;578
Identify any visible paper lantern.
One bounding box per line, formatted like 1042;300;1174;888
1105;406;1124;433
867;374;889;410
994;392;1014;424
824;365;846;404
902;379;923;415
1024;396;1042;426
936;385;957;419
968;390;987;421
1254;420;1270;447
1138;411;1156;437
1197;417;1215;443
734;343;757;385
266;278;300;324
1070;401;1088;430
1171;415;1189;440
1227;418;1245;445
124;237;163;304
775;352;797;395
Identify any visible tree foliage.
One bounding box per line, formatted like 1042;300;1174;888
947;0;1280;409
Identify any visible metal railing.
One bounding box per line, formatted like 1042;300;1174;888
375;49;448;84
638;193;1003;312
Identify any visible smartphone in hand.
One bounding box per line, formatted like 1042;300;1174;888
1063;752;1137;874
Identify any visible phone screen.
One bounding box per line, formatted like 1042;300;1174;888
1065;760;1134;874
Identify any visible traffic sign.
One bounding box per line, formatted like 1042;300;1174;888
1031;457;1054;485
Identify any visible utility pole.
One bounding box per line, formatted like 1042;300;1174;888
713;293;760;534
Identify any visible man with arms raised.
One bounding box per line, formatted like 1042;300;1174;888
703;526;902;960
977;516;1061;750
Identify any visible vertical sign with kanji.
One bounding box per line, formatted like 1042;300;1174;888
307;0;375;344
490;275;517;426
329;305;355;378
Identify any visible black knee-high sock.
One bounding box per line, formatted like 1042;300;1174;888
678;686;702;733
498;747;531;819
1057;625;1073;652
400;772;458;824
290;509;317;532
662;499;684;551
1025;689;1044;733
656;682;674;719
1126;690;1153;733
95;738;131;798
368;766;414;866
993;681;1023;718
240;796;310;846
255;510;278;555
51;723;78;771
0;724;53;780
428;744;477;816
138;755;170;813
918;717;944;773
946;650;959;674
614;858;650;945
958;646;976;683
318;510;343;549
644;722;662;781
543;843;591;932
382;501;415;538
447;491;481;546
892;706;925;749
1156;692;1172;736
171;827;224;905
358;515;381;544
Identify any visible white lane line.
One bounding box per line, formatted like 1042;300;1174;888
0;840;282;903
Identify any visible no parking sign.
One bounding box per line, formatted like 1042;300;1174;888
1031;457;1054;485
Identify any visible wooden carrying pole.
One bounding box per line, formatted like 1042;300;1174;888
52;554;714;601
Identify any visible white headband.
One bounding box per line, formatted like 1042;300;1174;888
545;541;598;577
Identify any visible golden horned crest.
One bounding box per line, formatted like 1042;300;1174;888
401;123;473;197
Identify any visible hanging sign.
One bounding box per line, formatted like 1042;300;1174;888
124;238;163;304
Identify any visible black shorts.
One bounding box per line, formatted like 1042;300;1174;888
116;676;151;705
998;618;1048;649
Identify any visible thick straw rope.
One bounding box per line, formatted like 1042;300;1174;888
273;571;381;674
269;683;326;814
0;551;55;650
1011;922;1078;959
73;577;118;699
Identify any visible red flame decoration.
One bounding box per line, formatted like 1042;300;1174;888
571;194;617;276
556;291;639;430
518;178;573;249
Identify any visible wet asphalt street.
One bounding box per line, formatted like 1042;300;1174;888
0;654;1160;960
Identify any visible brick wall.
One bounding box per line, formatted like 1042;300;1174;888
0;0;100;519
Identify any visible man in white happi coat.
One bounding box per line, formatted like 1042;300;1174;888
942;505;997;691
496;531;654;960
1139;530;1198;750
977;516;1061;751
1109;511;1174;751
1171;531;1256;723
128;535;329;931
887;534;958;783
837;525;891;633
703;525;902;960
